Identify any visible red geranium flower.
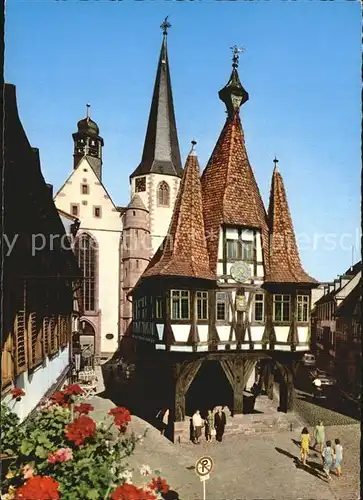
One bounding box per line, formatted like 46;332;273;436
75;403;94;415
110;483;156;500
50;391;68;407
149;477;169;494
10;387;25;399
65;415;97;446
108;407;131;432
63;384;84;396
14;475;60;500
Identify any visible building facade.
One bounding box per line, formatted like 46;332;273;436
130;48;318;437
54;24;182;356
1;84;81;421
311;261;361;398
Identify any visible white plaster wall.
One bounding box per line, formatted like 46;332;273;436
197;325;208;343
156;324;163;340
297;326;309;344
2;347;69;421
130;174;181;256
54;157;122;353
250;325;264;342
274;326;289;343
171;324;189;343
216;325;232;342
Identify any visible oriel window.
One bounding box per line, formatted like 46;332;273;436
273;294;291;322
297;295;309;322
196;291;208;320
171;290;190;320
253;293;264;322
216;291;228;321
155;297;163;319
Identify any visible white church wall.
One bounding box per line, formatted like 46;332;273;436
54;157;122;355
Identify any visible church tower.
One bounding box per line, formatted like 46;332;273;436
129;18;183;257
72;104;104;181
121;194;151;333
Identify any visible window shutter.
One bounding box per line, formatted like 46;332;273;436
28;312;38;368
43;317;50;356
49;316;57;354
14;310;27;374
1;334;14;389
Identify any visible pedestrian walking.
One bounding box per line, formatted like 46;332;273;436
322;440;334;480
192;410;203;444
333;438;343;477
214;407;226;442
205;409;215;442
313;421;325;454
300;427;310;465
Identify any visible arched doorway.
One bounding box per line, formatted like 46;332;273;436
79;319;96;367
185;360;233;418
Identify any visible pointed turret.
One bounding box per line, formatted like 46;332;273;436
267;158;316;284
143;141;214;280
130;17;183;179
201;48;269;273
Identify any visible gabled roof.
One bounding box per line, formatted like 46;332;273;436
266;165;317;284
54;156;120;214
57;208;78;221
201;110;269;273
142;145;214;280
130;32;183;179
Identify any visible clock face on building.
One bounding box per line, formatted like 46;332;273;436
230;262;252;283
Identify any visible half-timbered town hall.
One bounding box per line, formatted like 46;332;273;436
130;45;318;437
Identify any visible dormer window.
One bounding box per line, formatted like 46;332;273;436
81;184;89;195
226;239;253;261
157;181;170;207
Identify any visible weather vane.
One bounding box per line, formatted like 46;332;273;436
230;45;245;68
161;16;171;36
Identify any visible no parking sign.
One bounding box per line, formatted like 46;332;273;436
195;456;214;499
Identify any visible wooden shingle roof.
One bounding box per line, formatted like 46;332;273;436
143;146;214;280
201;112;270;273
266;166;317;284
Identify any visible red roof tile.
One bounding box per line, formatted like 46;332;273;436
266;166;317;284
201;112;270;273
143;147;215;280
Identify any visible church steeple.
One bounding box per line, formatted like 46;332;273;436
130;17;183;179
72;104;104;181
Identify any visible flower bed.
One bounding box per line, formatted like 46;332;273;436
1;386;174;499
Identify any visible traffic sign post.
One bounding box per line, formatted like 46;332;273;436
195;456;213;500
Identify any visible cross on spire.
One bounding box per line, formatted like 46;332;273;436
86;104;90;120
230;45;245;68
273;156;279;171
161;16;171;36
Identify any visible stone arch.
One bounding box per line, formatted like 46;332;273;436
74;232;99;312
157;181;170;207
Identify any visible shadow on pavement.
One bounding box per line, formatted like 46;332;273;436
275;447;327;481
291;438;318;453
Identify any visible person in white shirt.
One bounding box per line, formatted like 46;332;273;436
192;410;203;444
312;377;322;398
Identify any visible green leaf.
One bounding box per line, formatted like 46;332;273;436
20;440;34;455
86;489;100;499
35;445;48;459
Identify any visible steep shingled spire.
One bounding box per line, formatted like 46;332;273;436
267;160;317;284
130;18;183;179
201;55;269;273
143;142;214;280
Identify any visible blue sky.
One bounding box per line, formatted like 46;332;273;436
5;0;361;282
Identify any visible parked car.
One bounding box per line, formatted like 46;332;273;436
309;369;336;386
303;353;316;366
